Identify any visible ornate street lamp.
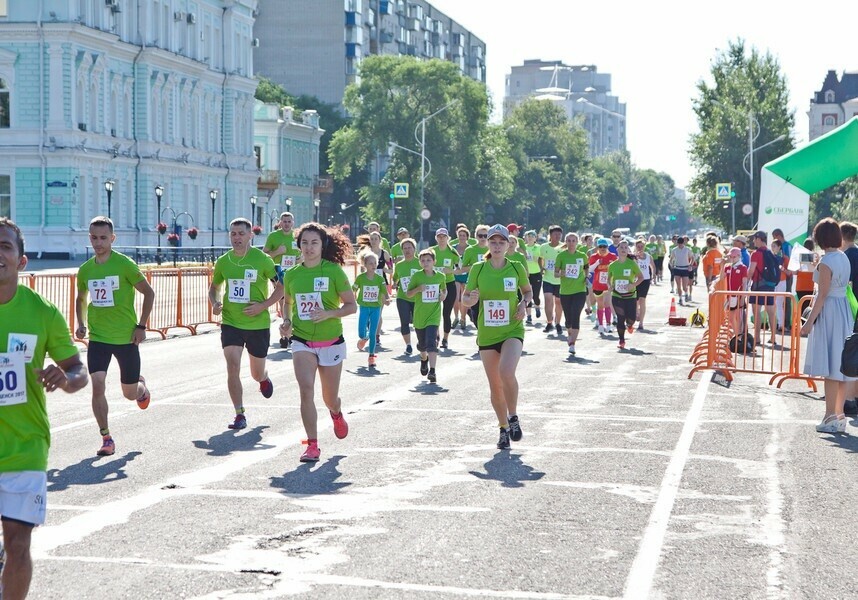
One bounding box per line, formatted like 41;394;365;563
250;195;257;225
104;180;115;220
209;189;218;249
155;184;164;260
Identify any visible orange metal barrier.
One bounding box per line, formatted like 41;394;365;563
688;287;820;391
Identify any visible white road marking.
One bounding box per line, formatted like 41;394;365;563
622;370;710;600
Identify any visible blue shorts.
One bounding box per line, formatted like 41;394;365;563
454;274;468;284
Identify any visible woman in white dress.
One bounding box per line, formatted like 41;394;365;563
802;218;856;433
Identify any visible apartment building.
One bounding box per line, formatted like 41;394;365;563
253;0;485;108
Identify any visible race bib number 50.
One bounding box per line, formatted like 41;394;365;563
0;352;26;407
227;279;250;304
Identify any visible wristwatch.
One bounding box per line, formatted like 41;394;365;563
135;324;146;330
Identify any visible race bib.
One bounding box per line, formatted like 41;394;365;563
400;277;411;292
0;352;26;407
106;275;120;290
546;259;555;271
477;253;485;263
615;279;629;294
227;278;250;304
296;292;323;320
313;277;329;292
623;269;631;276
443;258;452;267
281;255;297;269
598;271;608;285
637;259;649;272
362;285;380;303
422;284;440;303
88;279;115;307
565;263;580;279
244;269;257;282
503;277;517;292
291;239;299;250
483;300;509;327
8;333;37;363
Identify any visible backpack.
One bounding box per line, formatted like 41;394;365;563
729;332;755;355
756;249;780;290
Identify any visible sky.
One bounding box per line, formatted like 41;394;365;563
429;0;856;191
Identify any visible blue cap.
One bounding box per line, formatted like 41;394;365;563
596;238;610;247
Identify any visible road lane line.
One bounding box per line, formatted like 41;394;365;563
622;370;710;600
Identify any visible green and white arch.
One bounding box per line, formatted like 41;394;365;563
758;116;858;245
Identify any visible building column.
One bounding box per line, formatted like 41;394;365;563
47;44;65;129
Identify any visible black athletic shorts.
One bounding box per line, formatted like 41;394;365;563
636;279;651;298
87;341;141;384
479;337;524;353
220;324;271;358
542;281;560;295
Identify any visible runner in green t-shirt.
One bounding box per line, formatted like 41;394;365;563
366;221;391;253
452;227;473;331
689;237;702;285
263;212;302;348
352;251;390;367
210;219;283;431
505;235;528;271
392;238;420;355
462;224;532;450
0;218;87;592
279;223;356;463
540;225;564;336
523;230;543;325
75;217;156;457
607;239;644;350
653;235;667;282
553;233;590;355
406;248;447;383
462;225;490;325
430;228;461;350
390;227;410;262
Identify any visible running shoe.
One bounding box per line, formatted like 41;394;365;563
670;287;674;294
638;325;646;333
627;325;635;334
535;307;541;318
357;338;368;351
568;343;576;355
427;368;437;383
555;324;563;336
331;410;349;439
300;439;321;462
593;322;601;330
606;325;614;334
228;414;247;430
405;344;413;355
508;415;523;442
618;340;626;350
460;320;466;331
376;337;383;347
678;298;684;306
420;359;429;376
279;336;290;349
526;316;532;325
497;427;511;449
96;436;115;457
136;376;151;410
543;323;553;333
440;339;448;349
259;377;274;399
452;318;460;329
598;325;606;335
368;354;377;367
816;416;845;434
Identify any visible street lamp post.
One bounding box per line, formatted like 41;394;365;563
743;132;786;229
154;185;164;262
414;100;458;222
104;180;114;220
209;189;218;251
250;195;257;225
313;197;320;222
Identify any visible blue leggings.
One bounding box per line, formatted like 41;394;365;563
358;306;382;354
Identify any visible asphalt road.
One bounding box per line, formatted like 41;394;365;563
20;280;855;600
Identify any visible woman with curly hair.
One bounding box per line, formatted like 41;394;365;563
280;223;357;462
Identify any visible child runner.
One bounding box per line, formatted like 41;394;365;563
589;238;618;334
430;228;460;350
607;240;644;349
462;225;532;449
75;216;155;456
353;250;389;368
280;223;356;462
554;232;589;355
392;238;420;354
407;249;446;383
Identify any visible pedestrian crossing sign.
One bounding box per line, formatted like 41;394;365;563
715;183;732;200
394;183;409;199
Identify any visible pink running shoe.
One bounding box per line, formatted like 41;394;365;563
300;439;320;462
331;409;349;439
96;436;115;457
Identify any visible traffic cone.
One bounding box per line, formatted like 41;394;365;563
669;297;678;320
668;297;686;326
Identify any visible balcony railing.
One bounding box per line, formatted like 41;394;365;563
258;170;280;190
314;175;333;195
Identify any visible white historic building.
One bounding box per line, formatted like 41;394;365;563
808;69;858;141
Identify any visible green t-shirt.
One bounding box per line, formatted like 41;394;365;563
77;251;146;345
283;260;351;341
608;257;642;299
393;258;421;303
263;229;301;269
0;286;78;472
645;242;659;258
505;251;527;271
462;244;488;268
655;242;667;258
541;243;563;285
430;244;460;284
467;238;477;246
516;237;527;253
213;247;278;330
524;243;542;274
555;249;589;295
353;271;387;308
407;270;446;329
390;241;403;261
690;245;702;261
466;259;529;347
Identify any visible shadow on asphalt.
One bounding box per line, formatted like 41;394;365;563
270;455;351;494
411;381;448;395
565;356;600;365
822;433;858;453
47;451;143;491
469;451;546;489
192;426;273;457
346;366;386;377
267;351;294;362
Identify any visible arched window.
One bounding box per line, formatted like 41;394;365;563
0;78;9;128
825;90;835;103
823;115;836;127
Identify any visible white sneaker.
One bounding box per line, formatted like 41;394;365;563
816;415;847;433
598;325;606;335
568;343;575;355
606;325;614;334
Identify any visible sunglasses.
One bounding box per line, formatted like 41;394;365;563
612;235;621;238
476;234;488;238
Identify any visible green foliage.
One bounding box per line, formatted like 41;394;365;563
688;39;794;232
814;176;858;226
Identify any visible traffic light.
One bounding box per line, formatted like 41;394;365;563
389;192;395;200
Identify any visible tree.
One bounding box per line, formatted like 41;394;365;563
329;56;507;237
688;39;794;232
504;99;599;231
